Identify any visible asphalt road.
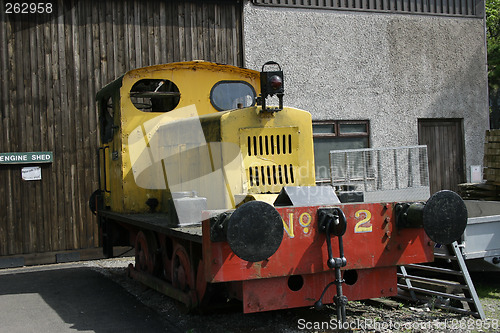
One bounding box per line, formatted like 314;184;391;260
0;263;179;333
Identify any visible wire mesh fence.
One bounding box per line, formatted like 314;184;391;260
330;145;431;202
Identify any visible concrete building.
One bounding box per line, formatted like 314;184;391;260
243;0;489;193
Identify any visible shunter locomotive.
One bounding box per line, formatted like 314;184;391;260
90;61;468;318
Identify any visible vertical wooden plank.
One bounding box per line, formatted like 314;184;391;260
74;0;84;249
215;4;222;63
65;0;78;250
81;0;94;248
92;1;102;100
70;0;84;249
159;1;168;64
13;19;26;254
53;0;64;251
33;16;43;253
0;0;10;255
124;1;133;70
87;0;94;248
38;16;51;252
99;1;108;87
202;2;210;62
105;1;114;82
111;1;118;77
4;12;15;254
178;2;186;61
116;0;126;75
153;1;161;65
30;15;44;252
236;2;243;66
196;3;204;61
442;0;448;14
86;0;99;247
230;3;236;65
190;2;198;61
148;0;156;65
224;4;232;65
38;3;50;253
44;5;56;253
184;1;193;62
449;123;457;189
219;4;226;64
27;21;38;251
233;3;240;66
433;124;443;190
208;3;216;62
167;1;176;63
59;0;71;251
64;0;75;250
21;19;34;253
49;16;58;249
135;1;143;66
141;0;150;66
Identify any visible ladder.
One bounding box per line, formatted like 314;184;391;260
397;241;485;319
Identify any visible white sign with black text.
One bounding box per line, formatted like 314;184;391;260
22;166;42;181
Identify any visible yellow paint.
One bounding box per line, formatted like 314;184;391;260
299;212;312;227
299;212;312;235
95;61;316;217
354;209;373;233
283;213;295;238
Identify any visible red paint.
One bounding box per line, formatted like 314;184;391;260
202;203;433;283
242;267;396;313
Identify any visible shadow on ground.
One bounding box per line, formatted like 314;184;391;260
0;264;179;332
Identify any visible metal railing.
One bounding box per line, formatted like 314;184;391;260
329;145;430;202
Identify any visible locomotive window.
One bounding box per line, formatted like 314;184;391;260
210;81;256;111
313;120;370;183
130;79;180;112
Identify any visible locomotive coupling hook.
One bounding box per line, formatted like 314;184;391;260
316;208;348;324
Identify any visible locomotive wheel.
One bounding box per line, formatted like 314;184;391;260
160;235;174;282
195;259;207;303
135;231;158;274
171;244;195;292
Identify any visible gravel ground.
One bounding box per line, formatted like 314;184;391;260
84;257;500;333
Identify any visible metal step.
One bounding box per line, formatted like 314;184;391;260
396;241;485;319
396;272;468;289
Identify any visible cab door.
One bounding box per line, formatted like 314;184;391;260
96;92;120;208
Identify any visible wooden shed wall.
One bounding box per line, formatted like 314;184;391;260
0;0;243;256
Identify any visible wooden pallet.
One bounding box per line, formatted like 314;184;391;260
458;182;500;201
483;130;500;184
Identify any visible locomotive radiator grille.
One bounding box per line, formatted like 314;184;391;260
248;164;295;186
240;127;299;193
246;134;293;156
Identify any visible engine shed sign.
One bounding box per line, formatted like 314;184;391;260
0;152;53;164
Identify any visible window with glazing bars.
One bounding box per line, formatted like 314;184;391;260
313;120;370;182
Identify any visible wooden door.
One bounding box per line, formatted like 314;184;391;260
418;119;465;194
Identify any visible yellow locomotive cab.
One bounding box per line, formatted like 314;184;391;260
96;61;316;218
